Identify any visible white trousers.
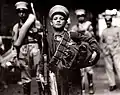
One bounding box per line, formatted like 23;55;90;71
104;53;120;86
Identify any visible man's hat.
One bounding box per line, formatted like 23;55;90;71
102;9;113;16
49;5;69;19
75;9;85;16
15;1;28;9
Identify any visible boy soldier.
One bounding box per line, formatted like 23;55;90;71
101;9;120;91
48;5;100;95
71;9;96;94
48;5;71;95
12;1;43;95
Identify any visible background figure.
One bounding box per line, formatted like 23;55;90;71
71;9;95;94
0;37;4;52
64;17;71;31
100;9;120;91
0;36;8;92
12;1;43;95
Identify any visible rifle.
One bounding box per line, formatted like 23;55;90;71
31;2;48;94
42;16;49;95
42;15;59;95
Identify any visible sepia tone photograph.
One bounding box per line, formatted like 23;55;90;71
1;0;120;95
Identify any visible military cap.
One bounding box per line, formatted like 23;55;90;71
75;9;85;16
15;1;28;9
49;5;69;19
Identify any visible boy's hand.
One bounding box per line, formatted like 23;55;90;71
89;51;97;63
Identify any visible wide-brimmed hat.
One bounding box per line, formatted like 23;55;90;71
75;9;85;16
102;9;114;16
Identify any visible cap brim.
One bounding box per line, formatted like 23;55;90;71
16;7;28;9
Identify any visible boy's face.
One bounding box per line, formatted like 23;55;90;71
51;14;66;29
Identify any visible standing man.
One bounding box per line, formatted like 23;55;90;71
71;9;95;94
13;1;43;95
101;9;120;91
